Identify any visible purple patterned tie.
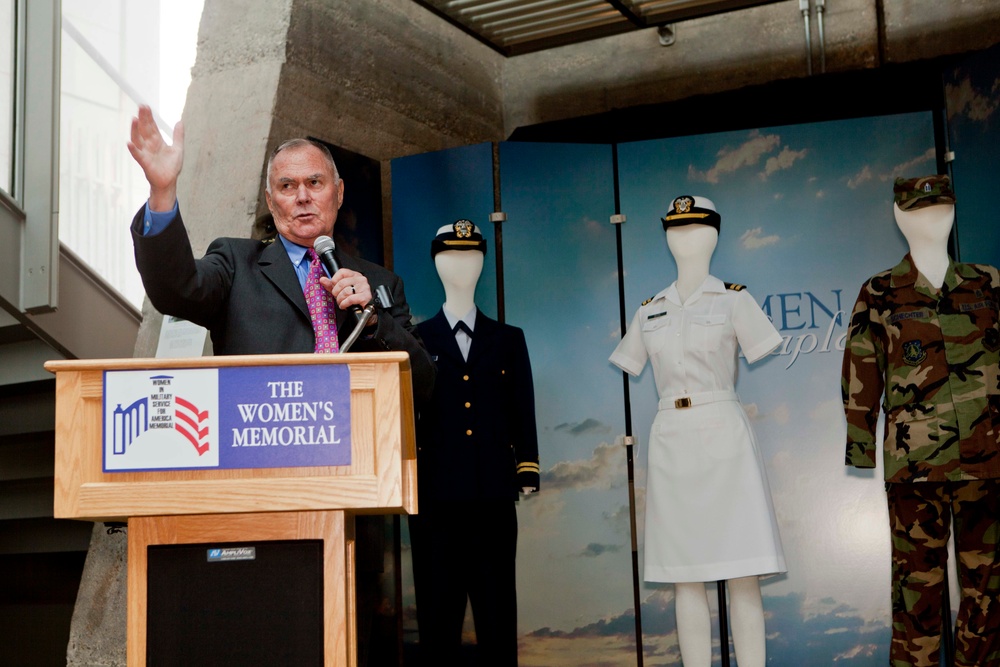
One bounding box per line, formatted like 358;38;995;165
305;248;339;353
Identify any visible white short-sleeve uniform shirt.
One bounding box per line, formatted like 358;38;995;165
610;275;786;583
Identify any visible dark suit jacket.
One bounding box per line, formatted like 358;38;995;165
131;207;435;404
415;309;539;502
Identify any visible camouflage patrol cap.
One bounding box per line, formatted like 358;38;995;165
893;175;956;211
431;219;487;257
661;195;721;232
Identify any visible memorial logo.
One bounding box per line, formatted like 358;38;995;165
104;370;220;471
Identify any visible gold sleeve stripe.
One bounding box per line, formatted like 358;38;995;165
517;462;540;472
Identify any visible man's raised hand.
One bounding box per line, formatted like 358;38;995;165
127;105;184;211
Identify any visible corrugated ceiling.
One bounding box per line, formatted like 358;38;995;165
410;0;786;56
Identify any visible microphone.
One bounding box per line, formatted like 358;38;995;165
313;235;366;322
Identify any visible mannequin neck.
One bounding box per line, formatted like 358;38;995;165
908;248;951;291
442;290;476;321
675;257;711;303
894;203;954;290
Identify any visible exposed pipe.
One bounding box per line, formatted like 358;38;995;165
799;0;813;76
816;0;827;73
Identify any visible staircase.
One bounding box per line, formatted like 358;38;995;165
0;247;142;666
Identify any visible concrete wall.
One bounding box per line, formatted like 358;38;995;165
883;0;1000;63
173;0;292;255
261;0;504;254
501;0;1000;132
272;0;503;163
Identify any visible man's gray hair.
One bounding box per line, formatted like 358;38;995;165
265;138;340;193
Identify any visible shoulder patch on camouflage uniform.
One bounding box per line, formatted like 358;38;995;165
641;296;655;306
902;340;927;366
725;282;746;291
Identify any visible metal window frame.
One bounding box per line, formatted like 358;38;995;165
0;0;59;315
1;0;16;196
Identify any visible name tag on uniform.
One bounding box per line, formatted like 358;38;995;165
647;311;669;320
960;300;997;312
888;310;931;324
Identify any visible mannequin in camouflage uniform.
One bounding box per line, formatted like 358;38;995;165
842;175;1000;667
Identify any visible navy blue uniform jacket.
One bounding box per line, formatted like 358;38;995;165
415;309;539;501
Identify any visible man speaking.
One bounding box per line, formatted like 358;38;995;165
126;105;434;401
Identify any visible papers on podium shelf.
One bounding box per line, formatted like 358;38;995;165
156;316;209;358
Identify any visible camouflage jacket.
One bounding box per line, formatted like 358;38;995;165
841;254;1000;483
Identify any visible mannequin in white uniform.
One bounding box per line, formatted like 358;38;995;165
611;196;784;666
667;222;766;667
893;200;953;288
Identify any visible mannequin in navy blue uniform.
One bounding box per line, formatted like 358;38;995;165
409;220;540;666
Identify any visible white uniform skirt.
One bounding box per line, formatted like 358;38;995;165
642;391;786;583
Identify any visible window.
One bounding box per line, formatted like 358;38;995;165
0;0;201;314
59;0;204;309
0;0;14;196
0;0;59;314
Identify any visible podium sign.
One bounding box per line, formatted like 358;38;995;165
47;352;418;666
103;364;352;472
48;352;416;520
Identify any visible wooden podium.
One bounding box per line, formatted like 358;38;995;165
46;352;417;667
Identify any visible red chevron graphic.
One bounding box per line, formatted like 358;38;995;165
174;396;210;456
175;396;209;422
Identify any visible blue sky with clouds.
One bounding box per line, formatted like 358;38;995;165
393;111;938;665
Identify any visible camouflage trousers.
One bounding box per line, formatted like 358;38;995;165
886;479;1000;667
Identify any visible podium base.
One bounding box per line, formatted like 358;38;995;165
128;511;355;667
